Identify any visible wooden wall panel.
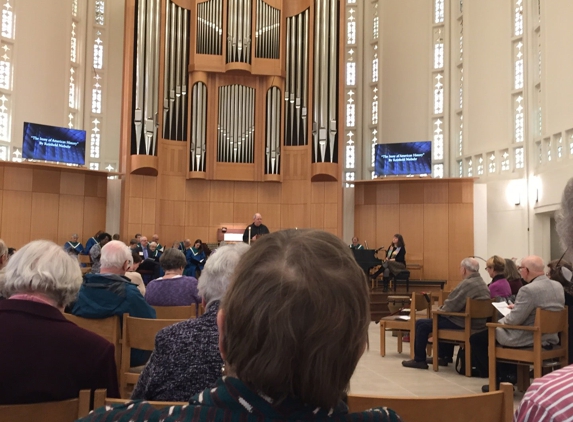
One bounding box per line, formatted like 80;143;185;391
233;182;256;203
355;205;376;243
399;204;424;262
311;182;325;203
323;202;338;229
129;175;144;197
3;167;33;192
141;176;157;198
83;197;107;240
281;204;308;229
186;179;211;202
399;182;425;204
355;184;364;205
128;197;143;224
185;202;211;227
374;204;400;249
449;180;474;203
32;169;61;194
424;182;449;204
448;203;474;288
60;172;85;196
324;182;338;203
257;203;280;231
234;203;258;224
141;198;156;225
363;184;377;205
423;204;449;280
31;193;59;240
376;182;399;204
1;191;31;247
185;226;210;242
209;202;234;226
210;181;234;202
310;203;325;228
258;183;281;204
281;180;310;204
58;195;85;244
159;175;186;201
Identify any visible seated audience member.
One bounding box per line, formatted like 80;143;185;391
78;229;401;422
72;240;156;366
470;256;565;392
112;233;120;241
515;177;573;419
90;232;112;274
184;239;206;278
486;255;511;299
135;236;151;259
132;242;250;401
7;247;15;257
546;258;573;364
505;258;525;296
125;253;146;296
514;365;573;422
402;257;490;370
64;233;84;255
145;248;201;307
0;240;119;404
83;230;102;255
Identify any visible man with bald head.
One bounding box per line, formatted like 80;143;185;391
403;257;491;369
242;213;270;243
471;255;564;391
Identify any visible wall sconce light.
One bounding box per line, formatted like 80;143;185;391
513;191;521;206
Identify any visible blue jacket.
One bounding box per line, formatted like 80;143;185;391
71;273;156;366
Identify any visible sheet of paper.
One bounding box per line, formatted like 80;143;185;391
396;315;411;321
492;302;512;317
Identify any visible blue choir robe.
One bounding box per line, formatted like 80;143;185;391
64;241;83;255
83;237;98;255
184;248;206;278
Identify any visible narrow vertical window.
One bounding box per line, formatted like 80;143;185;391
344;2;357;188
0;0;14;148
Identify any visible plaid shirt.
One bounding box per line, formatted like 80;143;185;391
440;272;491;330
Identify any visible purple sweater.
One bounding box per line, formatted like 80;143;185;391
489;275;512;299
145;275;200;307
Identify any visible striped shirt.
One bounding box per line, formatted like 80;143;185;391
514;365;573;422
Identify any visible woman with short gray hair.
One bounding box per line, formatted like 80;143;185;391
132;242;250;402
0;240;119;404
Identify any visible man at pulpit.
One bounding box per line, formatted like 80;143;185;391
242;213;270;243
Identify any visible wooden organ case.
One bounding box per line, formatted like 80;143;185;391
120;0;344;243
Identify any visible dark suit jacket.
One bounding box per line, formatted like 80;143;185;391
134;245;152;260
0;299;120;404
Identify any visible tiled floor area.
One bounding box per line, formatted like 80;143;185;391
349;322;524;409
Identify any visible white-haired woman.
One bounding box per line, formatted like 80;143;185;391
0;240;119;404
132;242;250;402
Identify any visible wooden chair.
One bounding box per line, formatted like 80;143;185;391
438;290;451;306
78;254;92;274
487;307;568;392
347;382;513;422
120;315;183;398
432;298;496;376
0;390;92;422
64;313;122;378
379;292;431;359
152;304;196;319
93;389;186;410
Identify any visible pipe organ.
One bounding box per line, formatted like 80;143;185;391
126;0;342;182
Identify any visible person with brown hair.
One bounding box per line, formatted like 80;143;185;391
504;258;524;295
79;229;402;422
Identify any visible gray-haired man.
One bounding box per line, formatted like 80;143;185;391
402;257;490;370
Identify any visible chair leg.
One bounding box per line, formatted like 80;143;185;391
380;322;386;357
516;365;530;392
410;330;415;359
397;331;403;354
465;344;472;377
